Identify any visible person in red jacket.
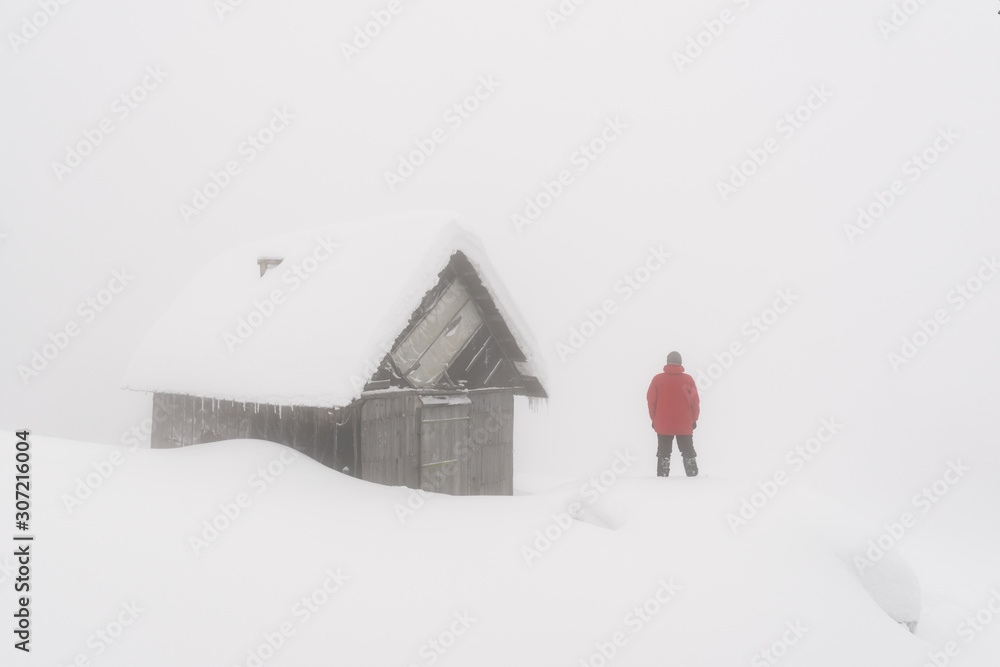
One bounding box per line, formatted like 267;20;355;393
647;351;700;477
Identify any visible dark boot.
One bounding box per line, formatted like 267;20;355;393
657;456;670;477
683;456;699;477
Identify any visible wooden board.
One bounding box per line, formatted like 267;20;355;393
148;389;520;497
419;398;471;495
469;389;514;495
360;394;420;488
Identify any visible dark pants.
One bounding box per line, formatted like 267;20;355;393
657;434;696;459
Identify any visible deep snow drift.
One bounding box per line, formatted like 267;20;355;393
7;433;980;667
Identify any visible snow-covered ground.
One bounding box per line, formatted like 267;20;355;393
2;0;999;664
4;433;997;666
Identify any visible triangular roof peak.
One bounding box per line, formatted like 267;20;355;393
124;211;545;406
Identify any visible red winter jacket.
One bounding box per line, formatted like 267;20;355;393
647;365;700;436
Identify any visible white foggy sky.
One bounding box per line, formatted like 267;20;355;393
1;0;999;525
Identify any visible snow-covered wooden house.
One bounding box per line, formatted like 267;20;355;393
124;212;546;495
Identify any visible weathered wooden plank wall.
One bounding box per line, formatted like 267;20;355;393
150;388;516;496
360;394;420;488
419;401;470;495
151;393;182;448
469;389;514;495
150;392;359;473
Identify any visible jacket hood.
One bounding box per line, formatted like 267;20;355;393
663;364;685;373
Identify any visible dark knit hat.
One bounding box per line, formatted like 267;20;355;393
667;351;682;365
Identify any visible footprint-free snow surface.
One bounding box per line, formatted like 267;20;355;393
14;435;935;666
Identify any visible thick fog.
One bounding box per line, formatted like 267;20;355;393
2;0;999;641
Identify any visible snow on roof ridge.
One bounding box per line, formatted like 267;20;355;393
123;210;545;406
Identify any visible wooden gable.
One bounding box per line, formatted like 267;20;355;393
363;251;546;397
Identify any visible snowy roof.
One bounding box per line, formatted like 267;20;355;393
124;211;545;407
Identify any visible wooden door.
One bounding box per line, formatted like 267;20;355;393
360;394;420;488
419;396;471;495
469;389;514;495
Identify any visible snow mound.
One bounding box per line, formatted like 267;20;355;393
11;433;931;667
